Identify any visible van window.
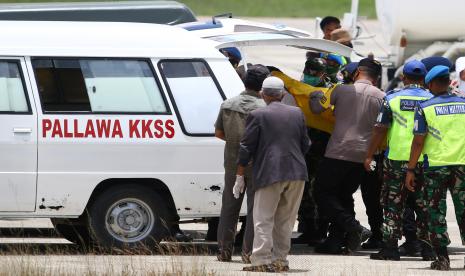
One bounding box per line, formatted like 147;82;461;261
32;58;168;113
159;60;225;135
0;61;29;113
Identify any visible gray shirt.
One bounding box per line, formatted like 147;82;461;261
215;89;266;169
238;102;310;189
310;79;385;163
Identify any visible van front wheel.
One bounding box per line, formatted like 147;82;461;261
87;186;170;249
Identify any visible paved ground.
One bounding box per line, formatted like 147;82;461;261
0;191;463;275
0;18;463;275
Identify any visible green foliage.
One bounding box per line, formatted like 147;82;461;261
182;0;376;18
0;0;377;18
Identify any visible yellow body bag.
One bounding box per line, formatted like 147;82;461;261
272;71;336;134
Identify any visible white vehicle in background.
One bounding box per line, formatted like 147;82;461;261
0;20;350;249
0;1;197;25
181;15;351;77
180;14;311;38
344;0;465;88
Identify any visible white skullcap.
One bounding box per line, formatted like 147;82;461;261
262;76;284;89
262;77;284;97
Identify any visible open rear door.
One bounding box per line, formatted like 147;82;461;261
208;32;353;58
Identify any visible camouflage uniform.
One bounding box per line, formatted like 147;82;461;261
381;159;429;241
423;166;465;247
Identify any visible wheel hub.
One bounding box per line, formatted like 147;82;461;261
105;199;154;243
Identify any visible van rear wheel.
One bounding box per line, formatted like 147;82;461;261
87;185;170;249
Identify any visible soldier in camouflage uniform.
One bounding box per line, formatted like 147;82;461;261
364;60;435;260
406;65;465;270
296;58;331;246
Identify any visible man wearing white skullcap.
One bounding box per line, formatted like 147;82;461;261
237;76;311;272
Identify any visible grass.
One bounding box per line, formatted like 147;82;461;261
0;0;377;18
0;242;217;275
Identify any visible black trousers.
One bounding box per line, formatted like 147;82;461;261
402;193;418;242
297;128;330;241
360;154;384;240
314;157;364;233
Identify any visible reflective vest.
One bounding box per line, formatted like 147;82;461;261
421;94;465;167
386;87;432;161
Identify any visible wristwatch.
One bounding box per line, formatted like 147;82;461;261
406;168;416;173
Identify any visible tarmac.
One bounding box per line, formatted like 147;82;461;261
0;191;463;275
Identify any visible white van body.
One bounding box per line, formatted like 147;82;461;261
0;20;243;218
0;20;350;247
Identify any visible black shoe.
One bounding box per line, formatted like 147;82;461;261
420;241;436;261
370;245;400;261
430;256;450;270
398;240;421;257
174;232;193;242
307;238;325;247
346;226;371;252
361;237;384;250
243;264;276;272
314;238;344;255
430;246;450;270
292;233;309;245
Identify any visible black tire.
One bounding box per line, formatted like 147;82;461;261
87;185;171;249
51;218;92;246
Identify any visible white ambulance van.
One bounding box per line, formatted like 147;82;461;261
0;20;350;248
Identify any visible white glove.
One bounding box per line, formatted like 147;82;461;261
233;175;246;199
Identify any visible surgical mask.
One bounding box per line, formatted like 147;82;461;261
303;74;323;87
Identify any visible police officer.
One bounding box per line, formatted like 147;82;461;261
405;65;465;270
341;62;358;84
296;57;331;246
364;60;436;260
320;53;347;84
396;56;456;256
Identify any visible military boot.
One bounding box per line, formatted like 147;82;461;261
346;225;371;251
430;247;450;271
398;240;421;257
370;239;400;261
420;241;436;261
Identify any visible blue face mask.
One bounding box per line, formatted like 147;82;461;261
303;74;323;87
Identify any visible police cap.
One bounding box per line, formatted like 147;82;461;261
425;65;450;85
421;56;452;72
403;60;427;76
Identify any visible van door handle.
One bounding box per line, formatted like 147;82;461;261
13;128;32;134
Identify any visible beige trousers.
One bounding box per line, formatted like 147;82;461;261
250;180;305;266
